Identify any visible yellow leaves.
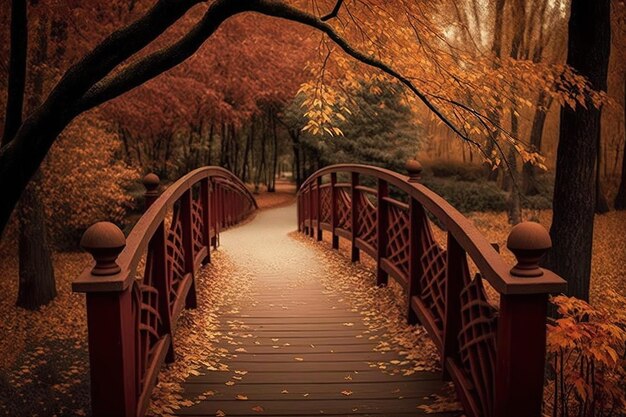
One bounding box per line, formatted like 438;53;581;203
251;405;264;412
341;390;353;396
297;82;349;138
236;394;248;400
294;357;304;361
216;410;226;417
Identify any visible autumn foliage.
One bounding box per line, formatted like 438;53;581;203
545;293;626;417
41;118;137;248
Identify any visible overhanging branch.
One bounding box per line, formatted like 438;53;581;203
248;0;474;144
321;0;344;21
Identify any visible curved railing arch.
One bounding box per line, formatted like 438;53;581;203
74;166;257;417
297;162;566;417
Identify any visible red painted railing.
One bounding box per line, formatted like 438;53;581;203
297;162;567;417
73;167;257;417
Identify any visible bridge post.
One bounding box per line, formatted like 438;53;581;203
308;182;315;238
297;188;302;232
330;173;339;249
406;160;423;324
350;172;360;262
143;173;160;209
201;178;211;264
316;176;323;241
77;222;136;417
441;232;465;379
376;178;389;286
494;222;553;417
180;190;198;309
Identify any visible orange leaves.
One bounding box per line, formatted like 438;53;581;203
545;293;626;416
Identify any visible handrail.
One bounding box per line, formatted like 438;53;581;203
73;166;256;417
74;167;256;292
297;161;566;417
299;163;563;295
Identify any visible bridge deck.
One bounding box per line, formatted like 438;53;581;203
174;204;458;416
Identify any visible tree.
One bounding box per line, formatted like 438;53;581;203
2;0;56;309
293;80;420;173
616;72;626;209
543;0;611;301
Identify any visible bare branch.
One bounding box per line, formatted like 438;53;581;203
321;0;344;21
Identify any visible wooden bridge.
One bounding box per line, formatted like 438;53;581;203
73;162;566;417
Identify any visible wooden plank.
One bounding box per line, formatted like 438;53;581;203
186;370;439;384
181;380;442;397
175;398;455;416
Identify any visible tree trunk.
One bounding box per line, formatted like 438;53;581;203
207;122;214;165
291;131;302;188
254;120;267;193
4;5;57;309
17;170;56;309
522;93;552;195
269;111;279;192
595;120;610;213
542;0;610;302
615;73;626;210
241;117;253;183
483;0;505;181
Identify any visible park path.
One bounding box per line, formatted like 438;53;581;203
174;204;458;416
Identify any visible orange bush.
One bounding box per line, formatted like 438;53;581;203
41;117;138;249
544;293;626;417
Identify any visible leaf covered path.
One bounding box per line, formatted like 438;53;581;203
171;204;460;416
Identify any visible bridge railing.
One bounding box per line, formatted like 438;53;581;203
297;162;566;417
73;167;257;417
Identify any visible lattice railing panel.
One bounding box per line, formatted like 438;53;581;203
386;203;410;277
336;188;352;231
320;187;331;224
418;217;447;335
357;192;377;247
192;196;205;254
132;274;162;397
166;206;186;312
458;273;498;417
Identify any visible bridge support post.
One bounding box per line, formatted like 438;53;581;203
493;222;554;417
181;190;197;309
201;178;212;264
350;172;360;262
77;223;137;417
316;176;323;241
406;198;424;325
494;293;548;417
406;161;423;324
308;182;315;237
441;232;465;379
330;173;339;249
375;179;388;286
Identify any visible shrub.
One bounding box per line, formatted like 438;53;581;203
421;177;509;212
41;118;139;250
544;293;626;417
426;160;485;182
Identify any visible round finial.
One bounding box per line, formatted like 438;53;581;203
406;159;423;183
143;173;160;194
80;222;126;276
506;221;551;277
